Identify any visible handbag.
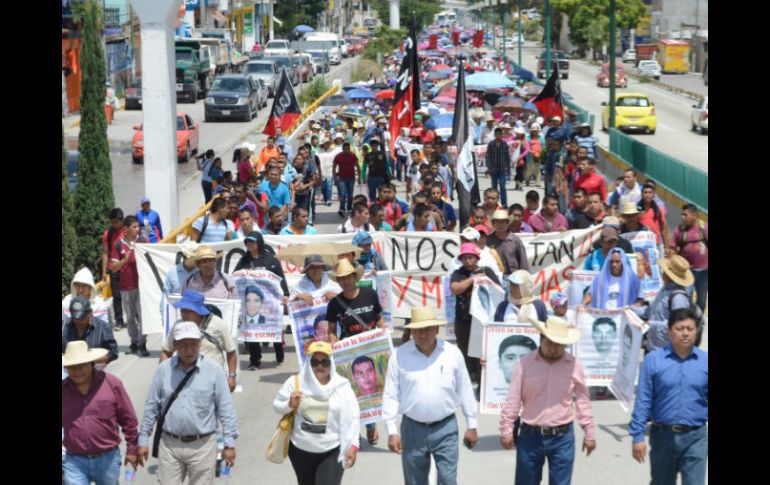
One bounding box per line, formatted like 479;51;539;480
266;374;300;464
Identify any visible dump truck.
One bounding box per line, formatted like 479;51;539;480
175;40;214;103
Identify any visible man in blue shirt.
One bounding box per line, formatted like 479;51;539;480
629;308;708;485
256;165;291;225
197;149;215;203
136;197;163;243
430;182;457;232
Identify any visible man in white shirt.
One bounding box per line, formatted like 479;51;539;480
478;114;497;145
383;306;479;485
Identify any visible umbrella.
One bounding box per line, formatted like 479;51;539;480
321;93;352;106
426;71;451;81
348;88;375;99
512;67;535;81
432;95;456;106
521;85;543;97
439;86;457;98
424;113;455;130
375;89;395;100
369;82;391;90
432;63;451;71
463;72;517;89
493;98;533;114
295;25;314;33
483;91;505;106
277;242;362;270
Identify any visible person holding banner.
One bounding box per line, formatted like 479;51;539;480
290;255;341;305
183;246;239;300
499;316;596;485
582;248;642;310
383;306;479;485
163;240;199;295
273;341;361;485
352;231;388;272
488;210;531;276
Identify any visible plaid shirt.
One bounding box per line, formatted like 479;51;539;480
485;139;511;174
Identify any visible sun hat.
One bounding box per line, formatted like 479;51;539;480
527;316;582;345
549;115;562;122
549;292;568;308
174;321;202;341
491;209;512;222
302;254;330;273
195;245;222;261
172;290;211;316
328;259;365;282
602;216;621;228
306;340;333;356
461;226;480;242
620;202;640;215
62;341;108;367
458;242;481;258
69;296;92;320
500;123;512;130
658;255;695;287
507;270;529;286
404;306;447;329
529;123;542;131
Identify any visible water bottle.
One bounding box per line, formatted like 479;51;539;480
124;469;136;483
220;464;231;483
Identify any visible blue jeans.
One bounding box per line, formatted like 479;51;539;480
368;175;386;202
397;155;407;181
63;447;121;485
489;171;508;207
322;177;333;202
337;177;355;212
692;268;708;313
400;415;458;485
446;173;454;200
201;180;213;203
650;425;708;485
515;423;575;485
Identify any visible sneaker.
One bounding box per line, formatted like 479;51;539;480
125;344;138;355
138;345;150;357
326;201;333;206
338;210;345;217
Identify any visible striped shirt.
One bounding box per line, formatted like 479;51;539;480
62;316;119;363
485;139;511;174
192;216;233;243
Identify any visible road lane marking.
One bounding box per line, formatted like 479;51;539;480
657;123;675;132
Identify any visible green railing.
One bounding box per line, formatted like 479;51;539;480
610;128;708;213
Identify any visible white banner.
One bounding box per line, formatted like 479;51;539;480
575;308;625;387
288;297;331;367
375;271;395;331
468;276;506;358
443;275;456;340
232;269;285;343
568;270;598;308
480;323;540;415
609;309;645;412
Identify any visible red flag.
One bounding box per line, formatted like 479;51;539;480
533;65;565;122
429;34;438;50
473;30;484;48
451;31;460;45
262;69;302;137
389;26;419;158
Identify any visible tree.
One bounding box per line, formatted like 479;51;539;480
552;0;646;56
370;0;442;31
72;0;115;279
274;0;327;38
62;124;77;296
363;26;407;61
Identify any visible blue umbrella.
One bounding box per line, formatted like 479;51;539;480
462;72;518;89
512;67;535;81
424;113;454;131
348;88;375;100
295;25;314;33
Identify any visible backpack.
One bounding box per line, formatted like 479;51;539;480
196;214;210;242
668;289;705;346
676;222;708;251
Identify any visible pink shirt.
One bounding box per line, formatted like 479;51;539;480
528;212;569;233
499;350;596;441
673;223;708;270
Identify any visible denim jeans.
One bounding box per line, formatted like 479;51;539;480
397;155;407;181
515;423;575;485
489;171;508;207
692;269;708;313
322;177;333;202
201;180;213;203
401;415;458;485
649;425;708;485
367;176;386;202
63;447;121;485
337;178;355;212
446;173;454;200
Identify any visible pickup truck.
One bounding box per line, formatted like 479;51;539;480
175;45;213;103
264;39;292;57
537;50;569;79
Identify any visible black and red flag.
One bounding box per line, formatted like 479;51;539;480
263;68;302;137
389;22;420;157
533;63;565;122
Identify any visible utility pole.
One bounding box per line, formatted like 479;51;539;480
501;1;506;61
545;0;551;80
609;0;616;129
517;0;522;67
268;0;274;41
199;0;206;29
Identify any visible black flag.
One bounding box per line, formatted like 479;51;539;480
263;68;302;136
453;57;480;229
389;22;420;157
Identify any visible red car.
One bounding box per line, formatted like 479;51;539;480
291;54;313;83
132;112;200;164
596;63;628;88
344;36;364;55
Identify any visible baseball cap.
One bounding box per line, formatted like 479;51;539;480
600;226;619;241
69;296;92;320
141;196;151;205
550;291;568;308
306;340;333;356
458;243;481;258
473;224;490;236
461;226;480;242
174;321;202;341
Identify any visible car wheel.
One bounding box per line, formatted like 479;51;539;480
180;143;190;163
190;84;198;104
648;128;656;135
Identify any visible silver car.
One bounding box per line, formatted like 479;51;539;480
244;60;279;97
254;78;269;110
637;60;661;80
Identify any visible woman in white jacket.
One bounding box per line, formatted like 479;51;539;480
61;267;110;323
273;340;360;485
289;255;342;305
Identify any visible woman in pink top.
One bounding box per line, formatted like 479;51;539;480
237;149;256;183
638;183;671;250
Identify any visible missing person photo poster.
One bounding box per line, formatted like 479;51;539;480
481;323;540;414
375;270;394;331
609;309;645;411
332;328;394;425
575;308;624;386
468;276;506;358
288;297;331;367
567;270;598;308
622;231;663;301
232;269;285;343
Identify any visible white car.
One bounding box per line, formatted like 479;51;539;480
691;96;708;135
264;39;291;57
622;49;636;63
340;39;350;58
637;60;661;80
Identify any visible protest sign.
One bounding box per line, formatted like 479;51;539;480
375;271;394;330
575;308;624;386
443;275;456;340
288;297;331;367
332;328;394;425
622;231;663;301
480;323;540;414
609;309;645;411
468;276;506;358
232;269;284;343
568;270;599;308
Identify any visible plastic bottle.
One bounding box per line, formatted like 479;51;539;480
125;469;136;483
220;463;231;483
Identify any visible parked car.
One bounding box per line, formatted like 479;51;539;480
691;96;708;135
596;63;628;88
125;79;142;110
254;78;269;110
601;93;656;134
264;39;291;56
132;112;200;163
291;54;314;83
244;60;279;97
264;55;300;85
622;49;636;63
637;60;661;80
310;51;330;74
66;150;79;192
340;39;350;58
537;50;569;79
204;74;260;122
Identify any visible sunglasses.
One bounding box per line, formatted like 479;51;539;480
310;358;331;368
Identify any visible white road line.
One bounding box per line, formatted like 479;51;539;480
657;123;675;132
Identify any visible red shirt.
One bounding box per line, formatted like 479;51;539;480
523;207;539;224
378;198;402;227
673;223;708;270
639;205;667;245
238;160;252;183
255;192;269;229
574;172;607;203
111;239;139;290
103;227;125;258
62;371;139;455
333;152;359;179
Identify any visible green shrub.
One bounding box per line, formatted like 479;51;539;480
351;59;383;83
638;74;651;83
299;77;329;106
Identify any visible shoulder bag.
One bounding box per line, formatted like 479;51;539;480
152;365;199;458
266;374;300;464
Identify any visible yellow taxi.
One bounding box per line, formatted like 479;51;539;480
601;93;657;134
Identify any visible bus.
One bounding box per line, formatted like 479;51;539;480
435;10;457;26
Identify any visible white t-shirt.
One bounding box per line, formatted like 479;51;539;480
605;276;621;310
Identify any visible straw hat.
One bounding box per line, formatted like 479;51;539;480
405;306;447;329
328;259;364;282
620;202;640;215
195;245;222;261
62;341;108;367
491;209;512;222
658;255;694;287
527;316;582;345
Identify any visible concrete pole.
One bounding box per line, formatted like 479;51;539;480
130;0;181;231
268;0;274;41
199;0;207;29
390;0;400;30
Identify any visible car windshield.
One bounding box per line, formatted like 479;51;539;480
311;52;327;60
176;50;193;62
617;97;650;107
301;40;336;51
291;57;301;66
177;116;185;130
266;41;287;49
246;63;273;73
266;57;290;68
640;61;658;68
211;78;250;93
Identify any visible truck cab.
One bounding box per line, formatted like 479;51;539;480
536;50;569;79
175;41;214;103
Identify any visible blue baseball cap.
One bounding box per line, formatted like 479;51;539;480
352;230;373;247
550;292;568;308
173;290;210;316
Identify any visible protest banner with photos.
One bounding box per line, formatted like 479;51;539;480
375;271;394;330
481;323;540;414
621;231;663;301
332;328;394;425
609;309;645;411
232;269;285;343
288;297;331;367
568;270;598;308
575;308;625;386
468;276;506;358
